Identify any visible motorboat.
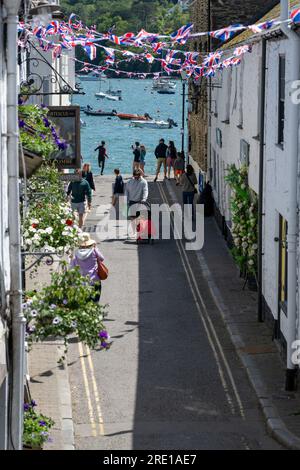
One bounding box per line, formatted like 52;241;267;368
117;113;151;121
83;107;117;116
130;118;176;129
156;81;176;94
152;78;176;90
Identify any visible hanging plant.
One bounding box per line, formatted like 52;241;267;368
23;263;110;361
19;104;68;158
225;164;258;275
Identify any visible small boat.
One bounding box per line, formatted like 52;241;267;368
130;119;175;129
83;107;117;116
157;89;176;95
116;113;151;121
152;78;176;90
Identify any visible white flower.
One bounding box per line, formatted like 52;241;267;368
45;227;53;234
28;227;36;233
26;239;33;246
252;244;258;250
30;310;38;318
53;317;62;325
248;259;254;266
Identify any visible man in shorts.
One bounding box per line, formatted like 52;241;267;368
67;169;92;228
154;138;168;182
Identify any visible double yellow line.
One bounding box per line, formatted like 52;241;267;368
78;342;105;437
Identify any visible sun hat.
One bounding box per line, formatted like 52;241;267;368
78;232;96;247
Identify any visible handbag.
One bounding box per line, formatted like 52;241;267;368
186;174;198;194
95;251;109;280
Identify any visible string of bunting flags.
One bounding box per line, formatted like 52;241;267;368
18;7;300;80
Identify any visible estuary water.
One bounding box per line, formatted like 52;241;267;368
73;78;184;175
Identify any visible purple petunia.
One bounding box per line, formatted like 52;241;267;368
31;400;37;407
101;341;108;348
63;299;68;305
24;403;30;411
19;120;25;128
39;420;46;427
99;331;109;340
43;117;50;127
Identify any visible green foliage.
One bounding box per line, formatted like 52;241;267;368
60;0;189;34
23;402;54;449
24;263;110;358
22;164;81;255
19;104;57;158
225;165;258;275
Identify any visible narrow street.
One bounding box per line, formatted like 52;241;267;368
67;175;281;450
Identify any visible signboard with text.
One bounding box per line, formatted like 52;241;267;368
47;106;81;170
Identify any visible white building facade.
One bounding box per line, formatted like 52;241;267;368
208;21;300;385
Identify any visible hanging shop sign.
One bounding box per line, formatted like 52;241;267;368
47;106;81;170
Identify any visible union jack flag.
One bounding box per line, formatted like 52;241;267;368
84;44;97;61
45;21;60;35
109;34;121;45
145;53;155;64
151;42;165;54
103;47;115;65
135;29;158;42
202;51;223;67
222;57;241;69
233;44;252;57
184;52;199;65
248;20;276;34
52;44;62;59
120;32;136;45
291;7;300;23
170;23;194;44
210;24;243;42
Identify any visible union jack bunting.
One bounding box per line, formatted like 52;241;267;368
170;23;194;44
52;44;62;59
233;44;252;57
84;44;97;61
135;29;158;42
109;34;121;45
102;47;115;65
202;51;223;67
184;52;199;65
46;21;60;35
248;20;276;34
291;7;300;23
120;32;136;45
145;53;155;64
151;42;164;54
210;24;243;42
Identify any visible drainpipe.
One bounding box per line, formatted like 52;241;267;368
280;0;300;391
257;38;267;324
4;0;25;449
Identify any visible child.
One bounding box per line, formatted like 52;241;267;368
136;212;156;242
174;152;185;186
112;168;124;207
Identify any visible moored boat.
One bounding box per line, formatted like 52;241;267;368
130;119;175;129
83;108;117;116
117;113;151;121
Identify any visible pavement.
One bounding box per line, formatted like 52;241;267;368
27;173;300;450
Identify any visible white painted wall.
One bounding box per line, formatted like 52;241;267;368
209;34;299;339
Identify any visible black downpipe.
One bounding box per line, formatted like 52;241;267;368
258;38;267;323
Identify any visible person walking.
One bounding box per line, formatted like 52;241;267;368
95;140;109;175
166;141;178;180
125;169;149;236
67;169;92;228
132;142;141;172
180;164;198;220
112;168;124;207
154;138;168;182
82;163;95;191
174;151;185;185
70;233;105;302
140;144;146;174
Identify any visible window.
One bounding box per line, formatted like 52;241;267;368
278;55;286;146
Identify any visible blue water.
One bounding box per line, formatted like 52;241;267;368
72;78;184;175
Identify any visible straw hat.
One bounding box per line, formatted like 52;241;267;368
78;232;96;247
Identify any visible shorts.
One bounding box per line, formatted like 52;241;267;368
175;169;184;176
167;157;175;167
156;157;166;172
71;201;86;215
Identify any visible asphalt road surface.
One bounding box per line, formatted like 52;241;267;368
67;175;282;450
